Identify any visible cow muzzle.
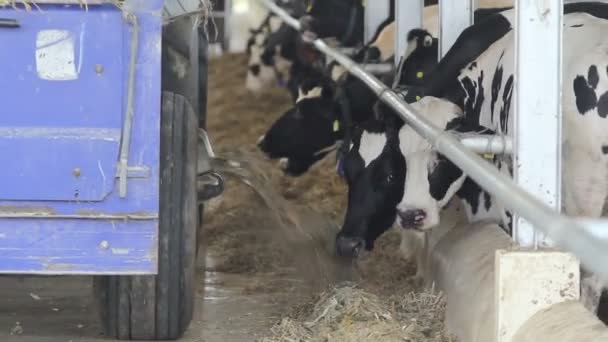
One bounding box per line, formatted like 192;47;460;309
335;234;365;258
397;209;427;230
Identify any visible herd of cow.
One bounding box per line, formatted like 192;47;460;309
244;0;608;319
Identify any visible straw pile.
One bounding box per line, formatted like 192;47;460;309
260;284;449;342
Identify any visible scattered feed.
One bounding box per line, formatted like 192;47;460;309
260;284;449;342
206;53;450;341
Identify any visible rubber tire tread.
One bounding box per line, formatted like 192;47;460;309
96;92;198;340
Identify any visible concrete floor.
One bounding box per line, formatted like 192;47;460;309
0;255;307;342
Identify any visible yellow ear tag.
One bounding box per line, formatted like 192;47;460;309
333;120;340;132
416;71;424;79
306;1;313;12
483;154;495;160
415;95;421;101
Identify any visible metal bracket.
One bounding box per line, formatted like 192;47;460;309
361;63;393;75
114;165;151;179
196;128;224;201
117;14;140;198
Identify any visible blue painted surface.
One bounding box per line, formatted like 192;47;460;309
0;0;164;274
0;218;157;274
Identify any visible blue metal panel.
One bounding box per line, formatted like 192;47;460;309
0;5;124;201
0;0;164;274
0;218;157;274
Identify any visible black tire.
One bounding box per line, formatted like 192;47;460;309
95;92;198;340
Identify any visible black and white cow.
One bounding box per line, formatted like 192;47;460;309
258;3;516;177
246;14;287;92
257;69;340;175
257;23;437;176
336;6;608;315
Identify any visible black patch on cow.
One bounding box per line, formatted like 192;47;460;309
572;64;608;116
423;13;512;100
490;52;505;122
573;75;597;114
461;70;485;125
598;93;608;118
483;191;492;211
468;62;477;71
429;154;464;202
564;2;608;21
570;24;584;28
602;146;608;154
502;211;513;235
500;75;514;134
457;179;483;215
365;47;381;63
249;64;261;76
589;65;599;89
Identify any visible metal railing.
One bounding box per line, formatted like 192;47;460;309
257;0;608;281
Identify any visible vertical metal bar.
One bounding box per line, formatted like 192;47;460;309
224;0;232;51
118;14;140;198
439;0;474;58
514;0;563;248
395;0;423;66
364;0;390;42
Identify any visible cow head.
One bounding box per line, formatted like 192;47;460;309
395;98;502;232
335;97;467;257
395;29;438;87
335;108;406;257
257;74;340;176
246;22;297;92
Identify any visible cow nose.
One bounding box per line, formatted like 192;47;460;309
249;64;261;76
398;209;427;228
335;235;365;257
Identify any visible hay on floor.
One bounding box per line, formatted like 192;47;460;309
260;283;449;342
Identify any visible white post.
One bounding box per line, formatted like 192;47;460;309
439;0;474;58
495;251;579;342
364;0;391;42
395;0;423;66
513;0;563;248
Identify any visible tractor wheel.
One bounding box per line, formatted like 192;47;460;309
95;92;198;340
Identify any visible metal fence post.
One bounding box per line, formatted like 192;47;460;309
513;0;563;248
439;0;474;58
395;0;423;66
364;0;391;42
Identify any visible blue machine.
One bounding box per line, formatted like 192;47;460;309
0;1;220;339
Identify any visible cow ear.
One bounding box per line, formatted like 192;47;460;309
249;28;257;35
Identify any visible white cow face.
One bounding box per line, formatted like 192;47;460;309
398;149;467;231
395;97;466;231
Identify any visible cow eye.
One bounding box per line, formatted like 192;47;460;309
385;173;394;184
